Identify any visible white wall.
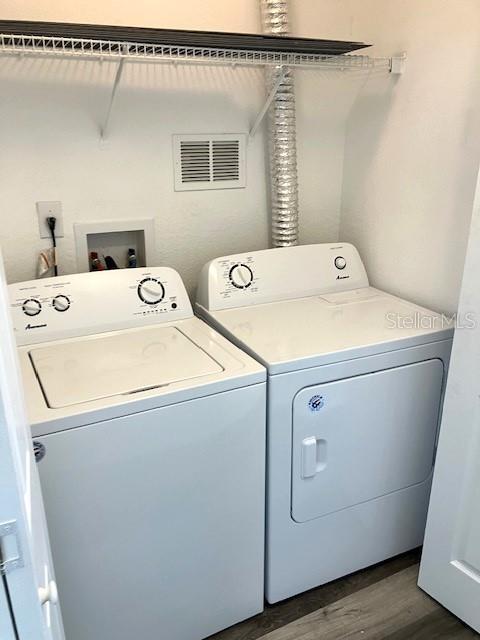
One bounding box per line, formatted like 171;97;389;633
0;1;261;32
0;0;347;292
296;0;480;314
1;1;479;310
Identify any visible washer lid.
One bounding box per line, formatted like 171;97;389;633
29;326;223;408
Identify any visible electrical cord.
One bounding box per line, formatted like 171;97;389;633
46;216;58;276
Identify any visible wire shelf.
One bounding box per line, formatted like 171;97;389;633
0;33;393;72
0;31;403;139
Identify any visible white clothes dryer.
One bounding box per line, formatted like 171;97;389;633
196;243;453;603
9;267;266;640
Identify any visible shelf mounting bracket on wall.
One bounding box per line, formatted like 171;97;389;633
100;46;129;140
249;65;288;139
390;52;407;75
390;51;407;76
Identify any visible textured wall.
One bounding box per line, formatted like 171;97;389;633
297;0;480;314
0;0;347;292
0;0;479;311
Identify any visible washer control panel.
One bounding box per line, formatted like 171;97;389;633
9;267;192;346
196;243;369;311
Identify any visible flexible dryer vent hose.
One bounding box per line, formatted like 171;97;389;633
260;0;299;247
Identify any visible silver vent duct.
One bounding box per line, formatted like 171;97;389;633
260;0;299;247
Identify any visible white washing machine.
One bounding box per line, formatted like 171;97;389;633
196;242;453;603
9;267;266;640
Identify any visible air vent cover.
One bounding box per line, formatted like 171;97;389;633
173;134;246;191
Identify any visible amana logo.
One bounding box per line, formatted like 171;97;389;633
308;395;325;412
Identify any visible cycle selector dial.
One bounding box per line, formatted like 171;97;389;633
229;264;254;289
52;295;70;312
334;256;347;270
137;277;165;305
22;298;42;317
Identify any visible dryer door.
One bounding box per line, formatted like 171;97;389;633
291;360;444;523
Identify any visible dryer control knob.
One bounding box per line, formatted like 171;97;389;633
138;277;165;305
334;256;347;270
22;298;42;316
52;295;70;312
229;264;253;289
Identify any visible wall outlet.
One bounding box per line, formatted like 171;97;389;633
36;201;65;239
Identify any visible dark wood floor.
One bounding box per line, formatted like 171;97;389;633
210;550;477;640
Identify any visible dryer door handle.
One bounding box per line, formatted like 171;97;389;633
301;437;327;479
302;436;317;478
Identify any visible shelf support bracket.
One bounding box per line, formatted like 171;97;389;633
390;52;407;75
100;50;128;140
249;65;288;139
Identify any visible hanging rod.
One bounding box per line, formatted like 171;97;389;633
0;33;396;72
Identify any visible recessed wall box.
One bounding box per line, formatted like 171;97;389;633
74;219;155;272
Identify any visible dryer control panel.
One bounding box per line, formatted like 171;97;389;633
196;243;369;311
9;267;193;345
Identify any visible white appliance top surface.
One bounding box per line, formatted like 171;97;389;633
10;268;265;435
30;325;223;408
202;288;453;373
19;316;265;435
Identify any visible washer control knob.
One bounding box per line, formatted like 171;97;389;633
229;264;253;289
138;277;165;305
22;298;42;317
334;256;347;270
52;295;70;312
